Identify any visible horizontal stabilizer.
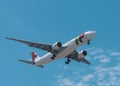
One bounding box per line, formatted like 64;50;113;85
18;60;44;68
18;60;35;64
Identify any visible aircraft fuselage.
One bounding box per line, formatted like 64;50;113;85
35;31;96;66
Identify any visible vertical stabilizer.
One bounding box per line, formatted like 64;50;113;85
31;52;40;62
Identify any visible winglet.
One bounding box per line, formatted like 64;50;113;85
5;37;10;39
5;37;20;41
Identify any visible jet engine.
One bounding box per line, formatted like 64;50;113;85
77;50;87;59
52;42;62;50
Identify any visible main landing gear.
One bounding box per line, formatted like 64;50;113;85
87;40;90;45
65;58;71;64
50;54;56;60
80;39;83;43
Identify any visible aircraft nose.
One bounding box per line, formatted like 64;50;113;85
91;31;96;36
84;30;96;40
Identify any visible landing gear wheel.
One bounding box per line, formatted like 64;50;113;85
87;40;90;45
51;57;55;60
68;59;71;62
65;61;69;64
65;58;71;64
50;54;56;60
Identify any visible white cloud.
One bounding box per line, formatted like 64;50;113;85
55;64;120;86
110;52;120;56
82;74;94;82
56;77;75;86
89;48;104;55
95;64;120;86
99;57;110;63
54;48;120;86
93;54;111;63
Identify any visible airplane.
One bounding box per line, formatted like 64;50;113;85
5;30;96;68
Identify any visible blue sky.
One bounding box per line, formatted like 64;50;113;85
0;0;120;86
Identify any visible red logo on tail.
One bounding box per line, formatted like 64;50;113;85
32;52;37;61
32;52;37;58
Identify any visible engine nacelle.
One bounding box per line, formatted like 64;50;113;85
77;50;87;59
52;42;62;50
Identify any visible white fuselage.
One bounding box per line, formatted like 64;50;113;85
35;31;96;66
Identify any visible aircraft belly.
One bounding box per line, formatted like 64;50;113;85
36;40;86;66
57;46;76;58
37;46;76;65
36;53;53;65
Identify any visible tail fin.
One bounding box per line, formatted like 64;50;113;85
31;51;40;62
18;51;44;68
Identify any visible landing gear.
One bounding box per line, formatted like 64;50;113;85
50;54;56;60
51;56;56;60
65;58;71;64
87;40;90;45
65;61;69;64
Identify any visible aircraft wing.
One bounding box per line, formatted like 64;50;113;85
79;58;91;65
67;50;91;65
5;37;52;52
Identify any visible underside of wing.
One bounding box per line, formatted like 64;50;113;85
67;50;91;65
5;37;52;52
80;58;91;65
